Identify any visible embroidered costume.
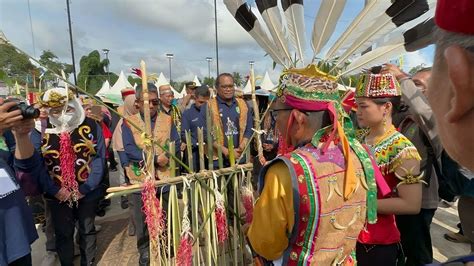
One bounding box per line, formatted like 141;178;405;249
355;73;422;260
248;65;379;265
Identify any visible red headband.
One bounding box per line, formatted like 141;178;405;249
121;90;135;98
435;0;474;35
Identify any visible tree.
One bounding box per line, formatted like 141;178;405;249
408;64;428;75
77;50;117;94
232;72;243;87
202;76;215;88
38;50;73;81
0;43;36;84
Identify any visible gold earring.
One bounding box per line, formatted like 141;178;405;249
382;113;387;132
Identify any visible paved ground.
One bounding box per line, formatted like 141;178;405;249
31;169;471;265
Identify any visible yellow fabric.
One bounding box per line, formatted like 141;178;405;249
336;120;357;199
125;112;172;182
247;161;294;260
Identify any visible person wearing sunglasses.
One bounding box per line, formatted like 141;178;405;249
121;83;179;265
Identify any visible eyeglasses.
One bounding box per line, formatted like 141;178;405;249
137;99;160;106
269;108;293;121
269;108;311;121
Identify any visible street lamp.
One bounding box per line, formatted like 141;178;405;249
166;53;174;82
102;48;110;82
206;57;212;79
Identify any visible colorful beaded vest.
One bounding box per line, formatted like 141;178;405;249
261;143;368;265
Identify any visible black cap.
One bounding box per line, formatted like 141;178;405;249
185;81;198;89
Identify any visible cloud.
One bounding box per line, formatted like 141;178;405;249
403;47;434;71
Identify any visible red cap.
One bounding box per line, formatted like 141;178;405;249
121;88;135;98
435;0;474;35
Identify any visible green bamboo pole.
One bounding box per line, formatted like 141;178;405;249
170;141;176;178
206;105;214;171
185;130;194;173
198;128;206;172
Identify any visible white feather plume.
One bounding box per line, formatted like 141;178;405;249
283;0;306;65
224;0;287;66
256;0;293;65
311;0;347;55
334;0;436;68
325;0;391;59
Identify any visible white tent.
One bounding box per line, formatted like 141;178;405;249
242;79;252;95
96;80;111;96
173;85;186;99
259;71;276;91
99;71;132;105
108;71;133;96
155;72;169;87
193;75;201;86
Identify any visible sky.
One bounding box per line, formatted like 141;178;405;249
0;0;435;84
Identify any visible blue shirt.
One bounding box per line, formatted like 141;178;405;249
1;133;45;264
31;120;106;197
201;96;253;148
181;103;204;147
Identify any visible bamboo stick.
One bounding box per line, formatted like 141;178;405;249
169;141;176;178
106;163;252;196
198;128;205;172
206;105;214;171
250;63;264;163
185;130;194;173
140;60;160;266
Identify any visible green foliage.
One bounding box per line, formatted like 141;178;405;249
202;76;215;87
77;50;117;94
128;76;141;87
232;72;243;87
0;43;36;84
38;50;73;81
408;64;428;75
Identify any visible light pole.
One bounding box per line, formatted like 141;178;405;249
102;48;110;82
213;0;219;75
206;57;212;79
166;53;174;82
66;0;77;85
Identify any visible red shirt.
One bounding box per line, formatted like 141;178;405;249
358;172;400;244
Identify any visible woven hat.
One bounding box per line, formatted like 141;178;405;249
355;73;401;98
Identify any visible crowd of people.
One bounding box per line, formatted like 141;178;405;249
1;1;474;266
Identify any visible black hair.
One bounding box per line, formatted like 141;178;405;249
371;96;402;115
195;86;210;98
135;83;158;99
215;73;234;88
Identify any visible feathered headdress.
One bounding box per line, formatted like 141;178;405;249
224;0;436;74
224;0;437;224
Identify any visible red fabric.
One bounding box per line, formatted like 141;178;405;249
101;122;112;140
121;89;135;98
435;0;474;35
358;172;400;245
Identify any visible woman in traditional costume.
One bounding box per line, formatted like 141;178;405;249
355;72;424;266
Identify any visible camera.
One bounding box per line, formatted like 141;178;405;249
4;99;40;119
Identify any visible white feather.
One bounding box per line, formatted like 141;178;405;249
283;1;306;65
257;0;293;65
223;0;287;66
335;0;436;68
325;0;391;59
372;7;435;48
311;0;347;55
